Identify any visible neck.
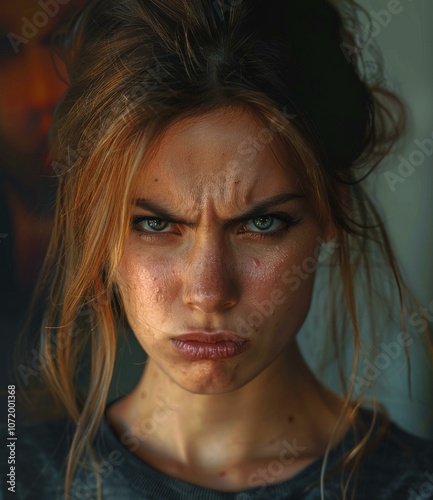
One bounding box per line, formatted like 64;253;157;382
108;341;351;475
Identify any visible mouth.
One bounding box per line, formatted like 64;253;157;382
170;331;250;360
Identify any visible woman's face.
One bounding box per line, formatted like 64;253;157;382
116;107;330;395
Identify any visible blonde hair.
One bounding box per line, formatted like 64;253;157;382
20;0;432;498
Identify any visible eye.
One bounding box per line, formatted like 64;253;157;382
240;213;302;240
246;215;279;231
133;217;171;233
131;213;302;241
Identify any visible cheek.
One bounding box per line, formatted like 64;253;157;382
247;237;318;295
117;245;178;326
239;237;320;334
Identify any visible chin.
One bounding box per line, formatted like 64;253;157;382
169;359;260;395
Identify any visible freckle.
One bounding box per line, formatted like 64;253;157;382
154;178;158;182
141;392;147;399
219;471;226;477
288;415;294;423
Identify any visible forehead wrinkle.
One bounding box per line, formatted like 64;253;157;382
192;166;264;218
138;158;288;224
136;181;263;227
173;190;240;226
136;107;300;223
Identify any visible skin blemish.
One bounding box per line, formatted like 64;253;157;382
154;178;158;182
141;392;147;399
219;471;226;477
288;415;294;423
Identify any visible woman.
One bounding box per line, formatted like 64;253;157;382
8;0;433;498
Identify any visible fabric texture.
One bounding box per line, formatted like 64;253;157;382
1;407;432;500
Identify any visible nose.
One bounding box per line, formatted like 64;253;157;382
182;231;240;315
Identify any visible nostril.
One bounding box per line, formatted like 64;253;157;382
184;277;238;314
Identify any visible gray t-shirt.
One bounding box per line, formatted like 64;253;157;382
2;408;432;499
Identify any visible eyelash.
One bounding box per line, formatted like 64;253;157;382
131;213;302;241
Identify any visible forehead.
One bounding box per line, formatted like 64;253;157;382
137;107;301;203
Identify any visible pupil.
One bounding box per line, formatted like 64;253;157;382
254;216;273;230
148;219;167;231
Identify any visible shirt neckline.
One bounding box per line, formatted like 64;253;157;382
95;407;374;499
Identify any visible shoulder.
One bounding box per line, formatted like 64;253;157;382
1;418;72;499
356;408;433;498
359;409;433;471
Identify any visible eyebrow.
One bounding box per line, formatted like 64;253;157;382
132;192;305;228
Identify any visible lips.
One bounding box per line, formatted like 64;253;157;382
170;331;250;360
173;332;248;343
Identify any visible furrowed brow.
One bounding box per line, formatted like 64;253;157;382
133;199;192;226
132;192;304;227
226;193;304;225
